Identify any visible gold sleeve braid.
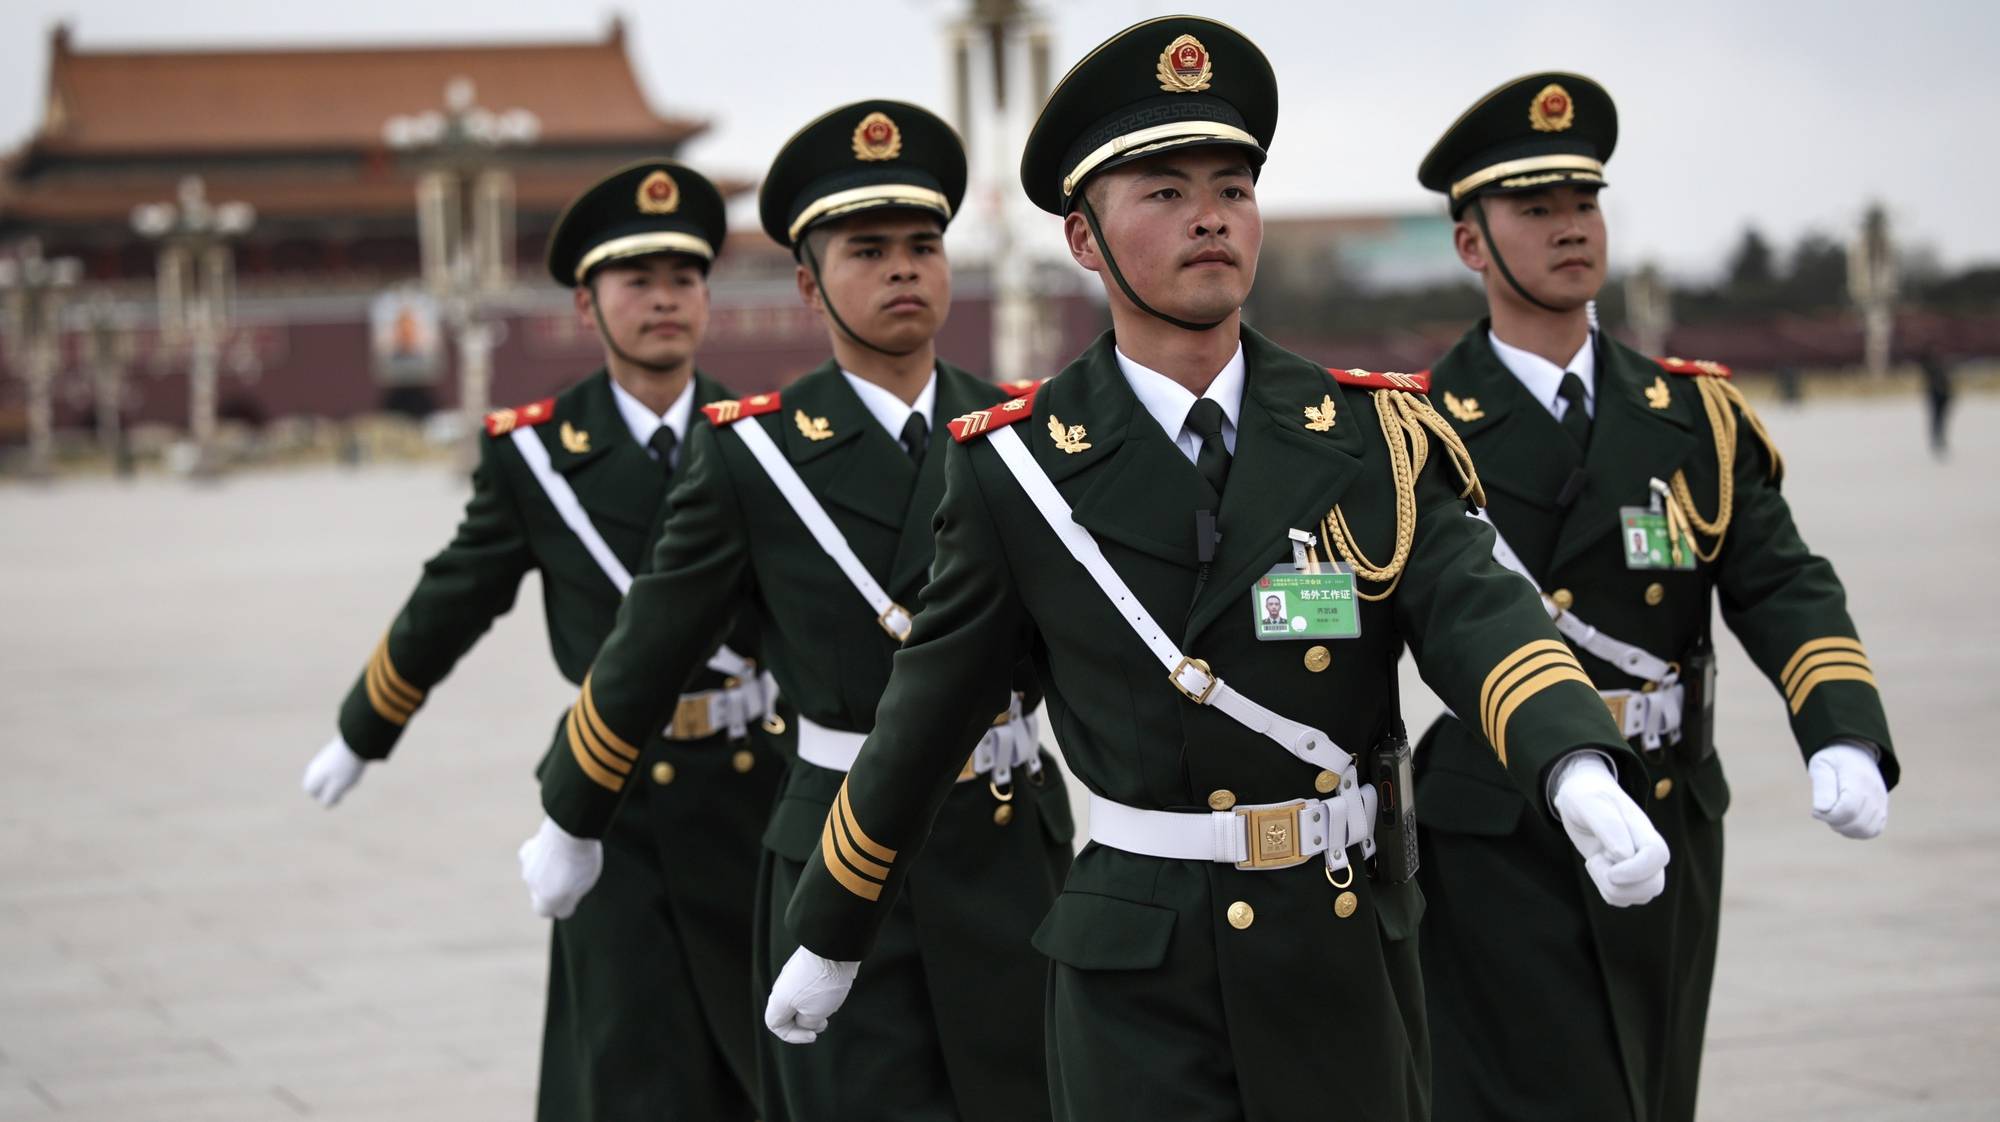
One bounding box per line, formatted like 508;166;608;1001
1320;391;1486;602
1664;376;1785;564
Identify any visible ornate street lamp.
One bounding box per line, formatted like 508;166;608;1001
0;238;83;480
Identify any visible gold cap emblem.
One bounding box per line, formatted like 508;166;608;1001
1529;83;1575;133
1157;34;1213;93
637;170;681;215
852;112;902;161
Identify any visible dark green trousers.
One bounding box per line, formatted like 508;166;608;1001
537;730;782;1122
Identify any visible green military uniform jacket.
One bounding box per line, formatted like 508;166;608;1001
334;368;778;1121
538;360;1072;1122
784;328;1645;1122
1415;323;1899;1122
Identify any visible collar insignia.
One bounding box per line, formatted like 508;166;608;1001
794;409;835;442
559;421;591;453
1303;394;1338;432
1443;391;1485;422
1047;415;1092;454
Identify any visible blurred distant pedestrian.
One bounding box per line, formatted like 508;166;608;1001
1920;348;1954;457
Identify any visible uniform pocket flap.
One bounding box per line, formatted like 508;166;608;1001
761;795;831;864
1686;752;1731;821
1415;769;1526;837
1031;891;1175;971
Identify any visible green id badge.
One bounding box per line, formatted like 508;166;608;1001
1252;564;1362;641
1619;507;1697;570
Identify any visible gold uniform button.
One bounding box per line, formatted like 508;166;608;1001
1207;789;1237;811
1334;891;1359;919
651;761;677;786
993;804;1015;826
731;748;756;773
1654;777;1674;800
762;714;788;736
1314;770;1340;795
1644;582;1665;606
1226;901;1255;929
1551;588;1575;612
1303;645;1331;673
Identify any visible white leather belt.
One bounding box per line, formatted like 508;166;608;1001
1087;790;1378;874
797;702;1042;783
1600;684;1684;752
663;671;780;742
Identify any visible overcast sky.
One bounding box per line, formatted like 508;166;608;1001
3;0;1995;280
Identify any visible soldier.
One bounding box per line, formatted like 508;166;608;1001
766;19;1676;1120
1411;73;1898;1121
517;101;1072;1122
301;161;784;1121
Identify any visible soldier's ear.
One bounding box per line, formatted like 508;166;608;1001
1064;210;1102;274
794;262;822;313
1452;211;1488;275
573;282;597;328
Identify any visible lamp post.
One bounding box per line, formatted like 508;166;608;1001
0;238;83;480
1848;202;1898;380
77;293;140;475
383;78;539;467
131;176;254;477
1625;262;1674;359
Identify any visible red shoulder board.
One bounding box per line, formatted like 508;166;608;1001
948;384;1040;442
1657;356;1732;379
1328;367;1432;393
997;378;1043;398
485;397;556;437
701;392;783;426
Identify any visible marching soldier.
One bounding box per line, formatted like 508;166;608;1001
767;19;1676;1120
1410;73;1898;1122
518;101;1072;1122
302;161;783;1120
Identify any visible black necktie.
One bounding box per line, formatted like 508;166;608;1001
900;412;929;463
1185;398;1231;497
1557;372;1591;451
648;426;679;477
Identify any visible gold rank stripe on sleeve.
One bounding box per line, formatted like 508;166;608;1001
564;675;640;791
821;781;898;901
1780;637;1878;715
362;636;424;725
1479;639;1595;765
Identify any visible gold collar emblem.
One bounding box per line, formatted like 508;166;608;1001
1529;83;1575;133
794;410;835;442
1157;34;1213;93
1443;391;1485;422
1645;376;1672;410
1047;415;1092;454
637;170;681;215
559;421;591;453
852;112;902;162
1303;395;1338;432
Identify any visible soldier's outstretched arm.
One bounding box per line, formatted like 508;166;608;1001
309;436;535;808
769;438;1031;1041
537;421;756;838
1705;406;1896;837
1393;439;1668;905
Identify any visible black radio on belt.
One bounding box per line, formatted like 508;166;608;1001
1370;721;1419;885
1677;647;1718;764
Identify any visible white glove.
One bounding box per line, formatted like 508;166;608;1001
1809;741;1889;839
1551;753;1671;907
764;946;861;1045
517;816;604;919
302;735;368;808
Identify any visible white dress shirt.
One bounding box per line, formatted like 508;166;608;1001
608;374;697;466
1488;330;1597;421
841;368;938;442
1114;343;1247;462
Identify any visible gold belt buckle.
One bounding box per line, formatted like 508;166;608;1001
957;751;979;782
1170;656;1217;704
1235;802;1311;871
1602;693;1629;732
669;695;715;740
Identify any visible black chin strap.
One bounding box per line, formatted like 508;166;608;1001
1468;199;1564;314
1079;195;1226;333
588;293;686;375
799;237;921;358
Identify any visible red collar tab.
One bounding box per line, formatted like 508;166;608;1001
701;392;784;426
1657;356;1732;379
1328;367;1432;393
948;384;1040;442
485;397;557;437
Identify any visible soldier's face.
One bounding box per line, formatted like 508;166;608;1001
1456;185;1608;312
1065;148;1262;325
798;211;951;353
579;256;711;369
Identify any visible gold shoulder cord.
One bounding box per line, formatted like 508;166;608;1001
1320;391;1487;601
1664;377;1784;564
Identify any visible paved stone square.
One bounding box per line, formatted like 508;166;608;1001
0;394;1992;1119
